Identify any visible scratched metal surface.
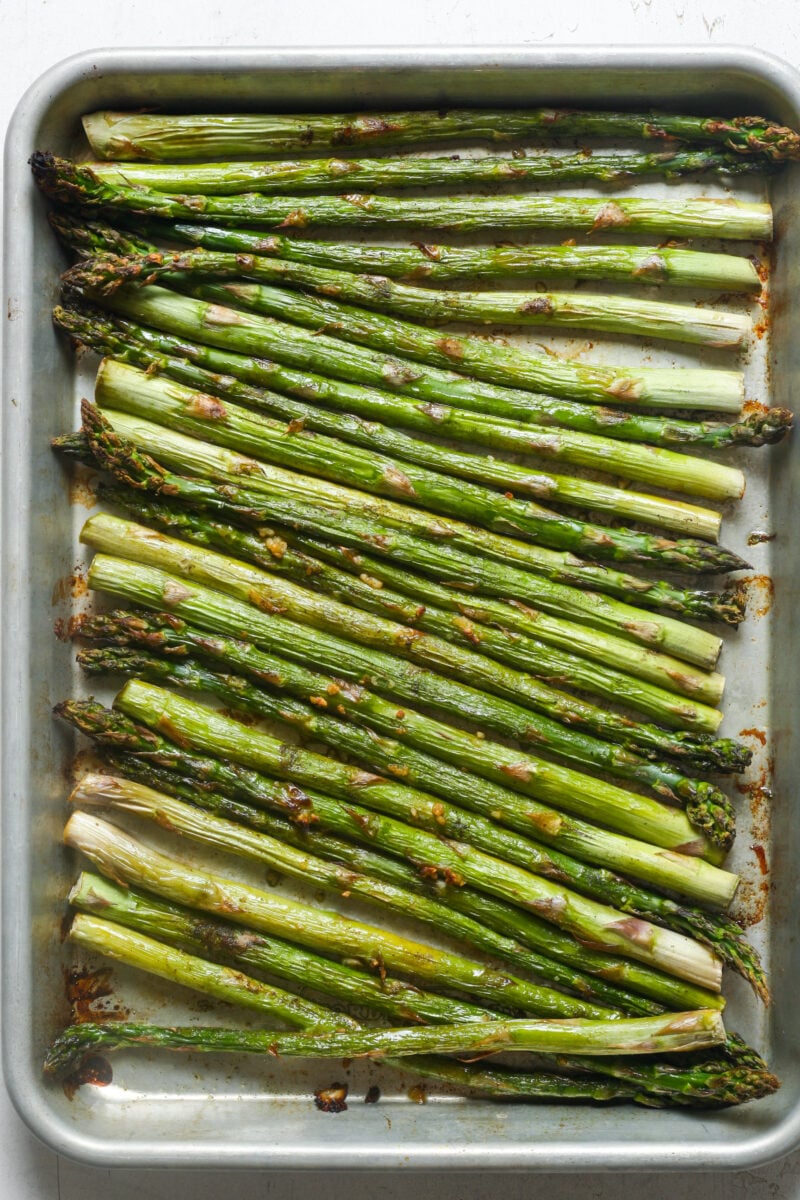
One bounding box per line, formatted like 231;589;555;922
2;45;799;1171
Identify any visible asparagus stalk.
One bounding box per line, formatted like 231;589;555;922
85;551;731;866
156;221;762;292
60;263;747;416
64;808;723;992
57;430;728;699
77;247;752;349
68;910;354;1027
42;1008;734;1075
89;755;699;1014
44;1020;780;1108
85;409;743;644
81;516;735;835
368;1045;777;1107
95;358;747;576
33;154;772;247
113;679;737;910
80;107;800;161
77;589;741;775
69;871;570;1025
50;240;789;456
56;302;725;540
71;773;643;1020
87;148;769;194
90;412;727;668
64;806;608;1020
60;696;765;1001
50;209;783;453
43;1009;728;1083
256;526;739;736
73;888;604;1104
76;650;736;897
75;876;771;1107
101;487;735;742
79;754;681;1018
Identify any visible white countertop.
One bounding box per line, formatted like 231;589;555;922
2;0;799;1193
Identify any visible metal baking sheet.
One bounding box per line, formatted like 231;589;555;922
2;45;799;1171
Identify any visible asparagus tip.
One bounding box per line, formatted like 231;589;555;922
738;407;794;445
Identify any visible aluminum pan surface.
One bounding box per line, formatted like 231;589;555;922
2;45;799;1171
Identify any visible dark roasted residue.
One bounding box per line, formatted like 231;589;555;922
314;1082;349;1113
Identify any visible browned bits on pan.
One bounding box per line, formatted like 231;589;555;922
314;1082;349;1113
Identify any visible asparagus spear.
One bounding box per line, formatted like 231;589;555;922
56;429;728;699
76;872;776;1109
70;871;581;1024
64;808;722;992
95;358;747;575
60;697;765;1000
76;247;752;349
43;1008;728;1083
71;773;646;1021
89;412;727;668
56;302;725;540
113;679;738;911
84;612;739;857
88;755;699;1014
33;154;772;247
84;550;730;865
254;525;739;734
69;910;355;1027
100;487;734;741
50;236;789;456
50;209;783;453
87;148;769;194
73;892;619;1104
77;588;740;775
81;516;735;835
61;263;747;416
64;806;613;1020
78;874;765;1107
76;650;736;897
84;406;742;642
154;221;762;292
80;107;800;161
44;1019;780;1107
